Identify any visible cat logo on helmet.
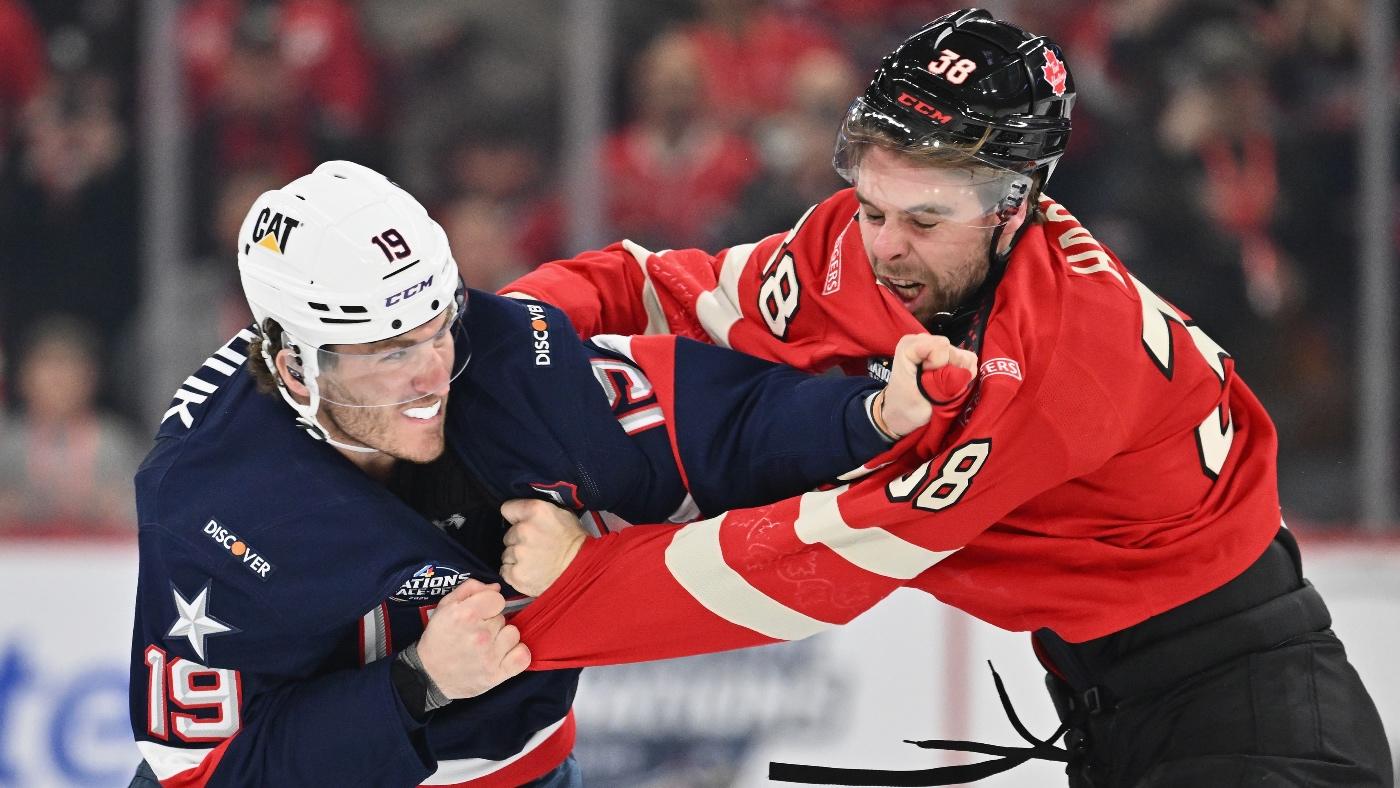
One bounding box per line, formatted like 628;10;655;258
1041;50;1068;97
250;208;301;255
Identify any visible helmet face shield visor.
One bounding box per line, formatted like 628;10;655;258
303;302;469;408
834;98;1033;228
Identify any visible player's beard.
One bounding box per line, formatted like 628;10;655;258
873;229;993;329
320;396;447;464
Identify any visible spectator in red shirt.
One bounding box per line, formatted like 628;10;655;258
181;0;383;257
675;0;847;132
722;47;860;243
180;0;377;132
603;31;757;251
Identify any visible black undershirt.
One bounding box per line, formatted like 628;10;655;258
386;445;508;570
383;446;512;722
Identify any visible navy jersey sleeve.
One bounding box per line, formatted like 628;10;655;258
446;292;888;528
586;334;889;518
130;496;437;787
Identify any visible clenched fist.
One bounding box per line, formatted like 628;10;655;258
499;499;589;597
875;333;977;438
414;578;531;699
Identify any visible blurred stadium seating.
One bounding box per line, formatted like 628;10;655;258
0;1;1393;785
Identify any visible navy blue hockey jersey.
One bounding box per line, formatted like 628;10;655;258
130;291;890;786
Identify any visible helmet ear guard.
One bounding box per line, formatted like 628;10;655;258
254;322;305;387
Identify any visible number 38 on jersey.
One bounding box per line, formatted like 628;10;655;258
886;439;991;511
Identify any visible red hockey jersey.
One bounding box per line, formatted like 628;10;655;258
505;190;1282;667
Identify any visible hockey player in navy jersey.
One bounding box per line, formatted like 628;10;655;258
127;161;969;787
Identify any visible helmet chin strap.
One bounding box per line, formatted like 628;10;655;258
262;338;381;455
923;205;1033;340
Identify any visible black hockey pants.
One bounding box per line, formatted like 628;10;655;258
1036;527;1393;788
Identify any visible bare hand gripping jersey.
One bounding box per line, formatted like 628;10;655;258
505;191;1282;667
129;290;896;786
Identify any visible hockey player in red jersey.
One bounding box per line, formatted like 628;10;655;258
499;9;1392;787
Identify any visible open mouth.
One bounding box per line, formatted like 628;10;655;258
882;277;925;304
402;399;443;421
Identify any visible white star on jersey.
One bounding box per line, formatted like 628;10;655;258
167;583;233;660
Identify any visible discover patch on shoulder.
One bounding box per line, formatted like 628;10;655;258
202;518;276;580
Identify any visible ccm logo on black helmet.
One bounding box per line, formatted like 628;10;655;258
897;92;952;125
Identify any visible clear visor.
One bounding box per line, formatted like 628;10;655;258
834;99;1032;228
306;302;469;408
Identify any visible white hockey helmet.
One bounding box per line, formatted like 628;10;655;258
237;160;467;449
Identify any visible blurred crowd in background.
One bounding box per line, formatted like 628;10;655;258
0;0;1394;535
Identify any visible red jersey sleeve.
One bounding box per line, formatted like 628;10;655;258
502;190;925;372
507;363;1024;669
501;241;657;339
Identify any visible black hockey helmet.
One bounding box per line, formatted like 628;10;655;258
835;8;1075;191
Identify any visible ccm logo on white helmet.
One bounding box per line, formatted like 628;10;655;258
386;275;435;307
250;208;301;255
